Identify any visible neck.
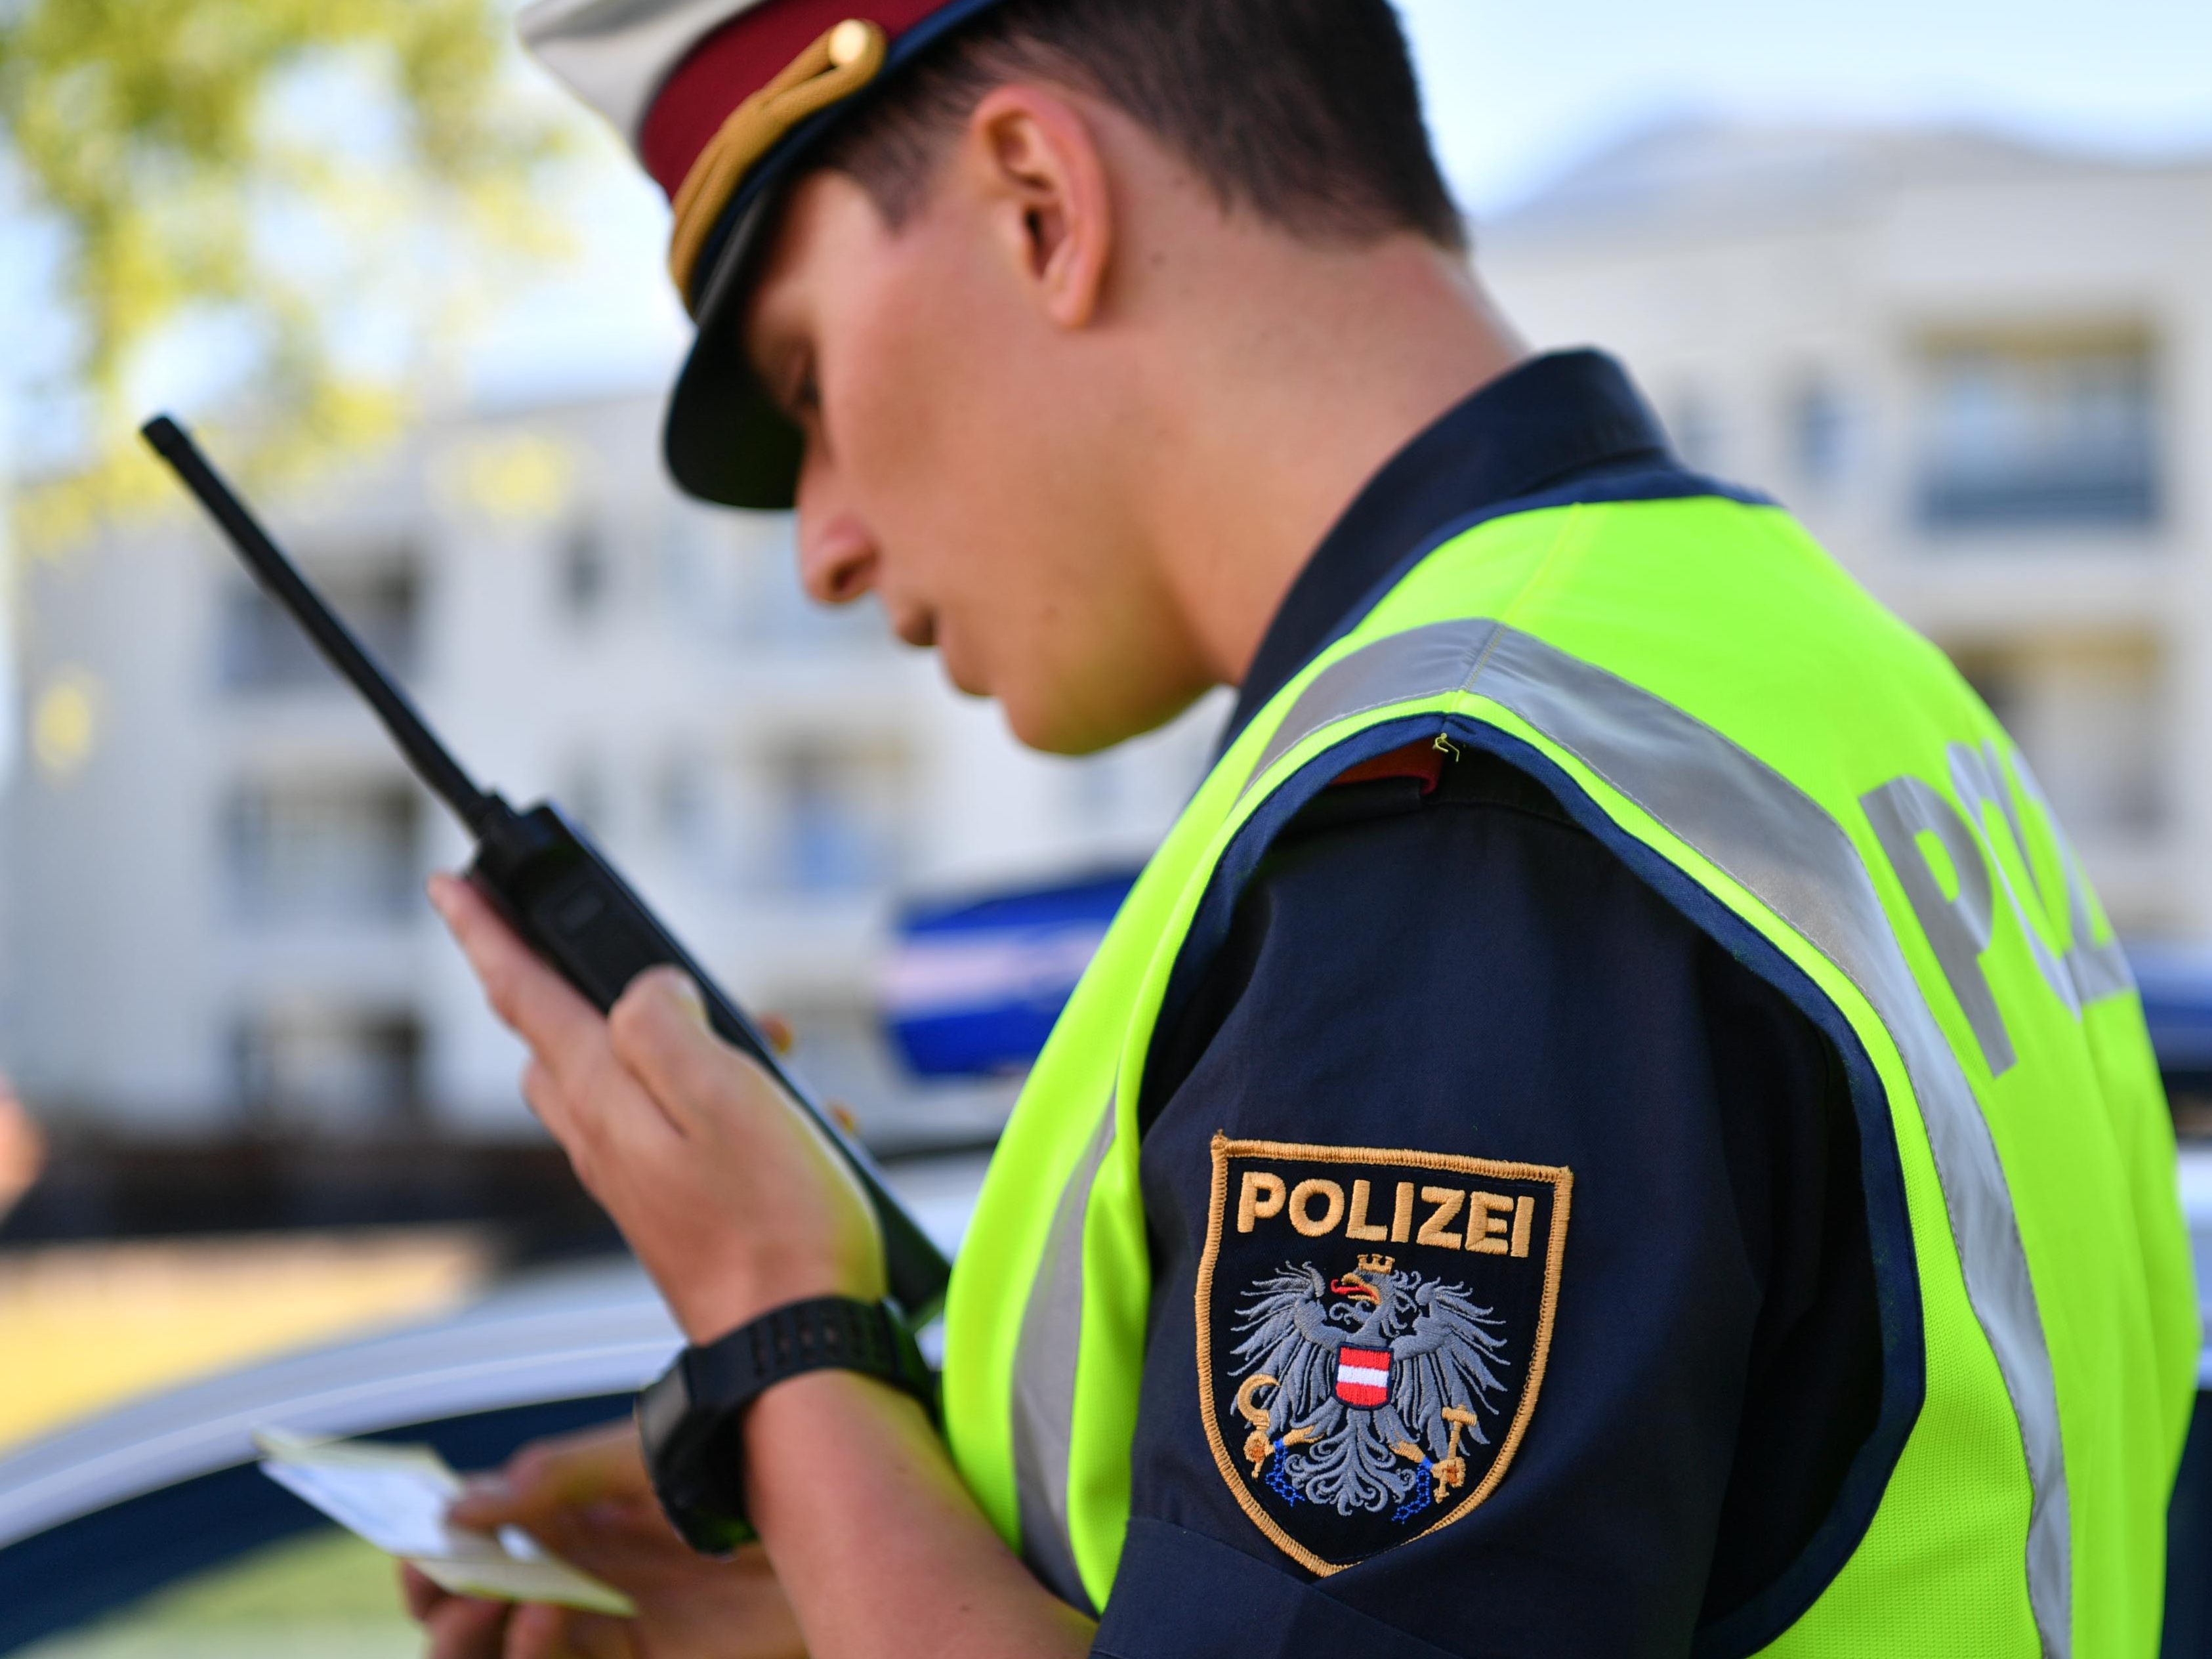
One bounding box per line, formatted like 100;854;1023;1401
1127;232;1526;688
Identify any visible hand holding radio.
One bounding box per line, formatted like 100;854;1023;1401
429;874;885;1345
140;413;951;1328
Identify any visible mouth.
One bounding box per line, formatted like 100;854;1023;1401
1330;1276;1380;1305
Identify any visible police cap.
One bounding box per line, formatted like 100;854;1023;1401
520;0;1013;509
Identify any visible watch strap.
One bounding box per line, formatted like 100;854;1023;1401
638;1295;935;1555
690;1295;936;1414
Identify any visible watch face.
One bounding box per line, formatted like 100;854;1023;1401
636;1360;694;1458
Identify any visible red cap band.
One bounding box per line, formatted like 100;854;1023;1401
639;0;946;201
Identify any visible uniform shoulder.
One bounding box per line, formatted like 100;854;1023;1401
1274;738;1585;848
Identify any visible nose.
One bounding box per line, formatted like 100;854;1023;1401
799;516;878;606
794;458;879;606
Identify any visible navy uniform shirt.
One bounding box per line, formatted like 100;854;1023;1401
1089;354;1914;1659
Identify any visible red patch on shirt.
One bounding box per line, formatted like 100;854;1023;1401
1330;742;1445;795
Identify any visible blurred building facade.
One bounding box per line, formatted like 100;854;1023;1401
7;394;1217;1147
11;121;2211;1149
1483;123;2212;939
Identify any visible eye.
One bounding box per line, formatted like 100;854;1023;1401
785;356;821;423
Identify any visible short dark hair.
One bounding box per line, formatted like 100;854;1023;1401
816;0;1465;251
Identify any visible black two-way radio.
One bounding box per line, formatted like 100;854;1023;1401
141;415;952;1325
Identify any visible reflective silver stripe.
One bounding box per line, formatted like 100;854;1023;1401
2069;936;2134;1004
2008;748;2137;1007
1249;618;2071;1656
1245;618;1503;793
1009;1097;1117;1613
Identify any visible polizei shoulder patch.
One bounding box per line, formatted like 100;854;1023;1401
1197;1133;1572;1574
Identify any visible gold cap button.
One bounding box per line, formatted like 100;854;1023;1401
828;19;874;66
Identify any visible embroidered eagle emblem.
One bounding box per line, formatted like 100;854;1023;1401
1230;1255;1511;1520
1198;1135;1572;1574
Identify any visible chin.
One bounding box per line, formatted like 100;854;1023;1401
1000;701;1085;757
999;688;1157;758
992;688;1089;756
995;656;1213;757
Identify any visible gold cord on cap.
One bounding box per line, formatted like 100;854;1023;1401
666;18;888;314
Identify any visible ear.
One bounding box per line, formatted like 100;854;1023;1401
964;85;1114;330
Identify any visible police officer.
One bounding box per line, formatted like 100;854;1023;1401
407;2;2199;1656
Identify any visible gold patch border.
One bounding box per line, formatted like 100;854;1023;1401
1196;1131;1574;1577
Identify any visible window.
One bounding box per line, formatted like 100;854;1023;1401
1915;331;2160;531
557;522;611;620
766;742;907;894
1667;389;1723;471
655;742;908;896
232;1007;424;1131
1789;376;1852;489
658;505;747;637
656;747;734;885
221;778;421;923
725;516;887;653
218;555;421;690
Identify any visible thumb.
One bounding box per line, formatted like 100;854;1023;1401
447;1471;527;1531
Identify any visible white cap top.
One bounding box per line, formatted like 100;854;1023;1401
517;0;774;146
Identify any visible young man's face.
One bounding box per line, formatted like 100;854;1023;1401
740;160;1211;755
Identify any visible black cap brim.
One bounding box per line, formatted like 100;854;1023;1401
663;185;801;510
659;0;1014;511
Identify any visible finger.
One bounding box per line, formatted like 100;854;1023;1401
450;1422;643;1530
428;875;607;1085
564;1613;640;1659
608;968;780;1137
400;1560;450;1622
514;1058;673;1200
507;1603;636;1659
425;1595;511;1659
430;877;670;1162
503;1603;575;1659
518;1059;568;1140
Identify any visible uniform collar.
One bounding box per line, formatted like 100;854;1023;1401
1221;349;1672;751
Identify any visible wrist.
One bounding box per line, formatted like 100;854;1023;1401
741;1367;934;1524
638;1294;932;1555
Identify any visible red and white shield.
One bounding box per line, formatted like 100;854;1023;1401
1335;1346;1392;1408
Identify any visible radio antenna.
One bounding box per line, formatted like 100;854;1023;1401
141;415;496;833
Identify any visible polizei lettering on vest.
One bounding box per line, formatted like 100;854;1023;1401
1862;739;2131;1077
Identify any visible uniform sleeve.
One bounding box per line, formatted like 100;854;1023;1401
1091;755;1883;1659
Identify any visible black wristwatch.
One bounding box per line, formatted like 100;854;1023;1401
636;1295;936;1555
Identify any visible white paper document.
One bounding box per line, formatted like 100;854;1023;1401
255;1427;636;1616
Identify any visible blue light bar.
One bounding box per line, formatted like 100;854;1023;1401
881;870;1138;1078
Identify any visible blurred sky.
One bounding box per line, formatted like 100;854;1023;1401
1404;0;2212;209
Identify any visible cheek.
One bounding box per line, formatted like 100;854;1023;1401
825;237;1005;497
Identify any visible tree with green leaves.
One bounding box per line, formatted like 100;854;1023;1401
0;0;572;544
